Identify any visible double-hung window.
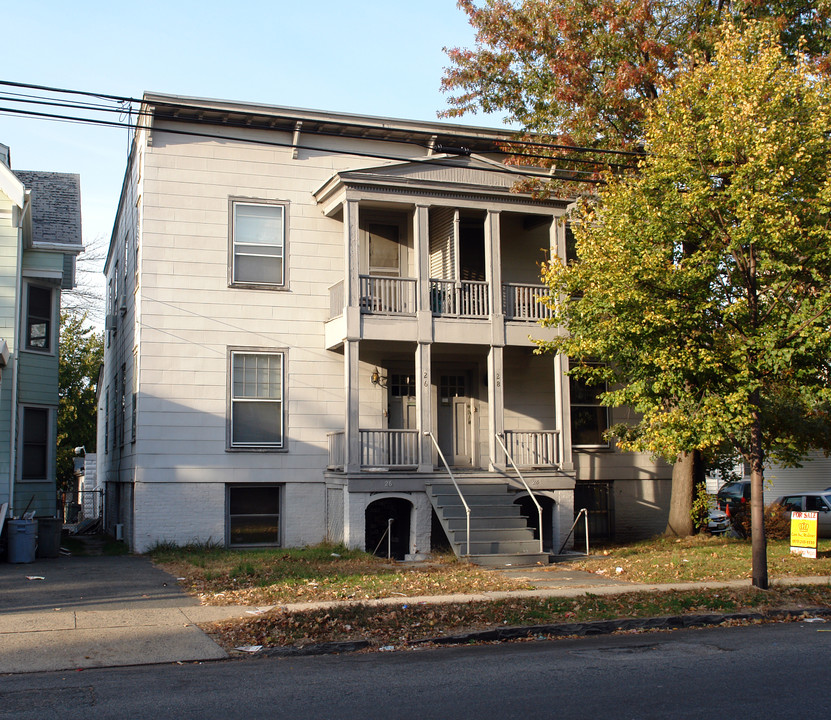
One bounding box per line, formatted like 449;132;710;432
22;407;49;480
26;285;52;351
230;351;284;449
570;373;609;448
231;201;285;287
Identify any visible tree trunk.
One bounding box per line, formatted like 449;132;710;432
749;408;769;589
664;450;703;537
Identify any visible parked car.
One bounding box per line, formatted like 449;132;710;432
773;491;831;538
716;480;751;518
706;507;731;535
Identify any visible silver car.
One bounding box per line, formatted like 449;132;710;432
774;491;831;538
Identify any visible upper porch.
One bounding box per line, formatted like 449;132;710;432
315;155;570;350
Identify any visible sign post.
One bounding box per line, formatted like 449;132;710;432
790;511;819;559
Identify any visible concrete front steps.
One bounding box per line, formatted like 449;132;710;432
427;482;549;567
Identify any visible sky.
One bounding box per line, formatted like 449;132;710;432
2;0;497;272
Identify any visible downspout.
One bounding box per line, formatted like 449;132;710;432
9;192;30;514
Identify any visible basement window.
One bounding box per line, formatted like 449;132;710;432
227;485;281;546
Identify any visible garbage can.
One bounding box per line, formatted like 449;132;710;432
7;519;37;563
35;517;62;559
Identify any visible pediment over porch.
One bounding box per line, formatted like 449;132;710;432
314;155;570;216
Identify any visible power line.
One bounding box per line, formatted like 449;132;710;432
0;79;640;161
0;103;611;184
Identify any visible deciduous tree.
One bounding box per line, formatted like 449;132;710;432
539;23;831;587
57;311;104;491
443;1;831;536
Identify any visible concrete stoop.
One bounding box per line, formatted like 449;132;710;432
427;481;546;567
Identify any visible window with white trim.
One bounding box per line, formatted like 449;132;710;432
26;285;52;351
231;201;285;287
230;351;284;448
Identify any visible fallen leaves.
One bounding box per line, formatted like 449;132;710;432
205;584;831;654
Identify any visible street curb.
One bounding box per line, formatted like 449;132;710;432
256;607;831;657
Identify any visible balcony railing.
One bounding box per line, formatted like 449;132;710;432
430;279;489;317
360;275;416;315
327;431;345;470
502;430;560;467
328;282;344;320
328;429;420;469
360;429;420;469
503;283;553;321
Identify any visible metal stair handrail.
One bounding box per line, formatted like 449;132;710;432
496;432;544;554
425;431;470;556
558;507;590;556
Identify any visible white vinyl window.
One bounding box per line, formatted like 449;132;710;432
231;201;285;287
230;351;284;448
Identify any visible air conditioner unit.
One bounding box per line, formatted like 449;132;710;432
105;314;118;331
119;299;127;316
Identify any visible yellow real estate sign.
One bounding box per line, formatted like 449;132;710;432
790;511;818;559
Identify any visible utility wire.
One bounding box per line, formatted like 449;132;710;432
0;103;610;183
0;79;641;161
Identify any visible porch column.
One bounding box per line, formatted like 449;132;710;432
554;353;574;472
485;210;504;317
414;204;433;342
552;209;574;472
344;339;361;473
343;199;361;338
415;341;433;472
487;346;505;471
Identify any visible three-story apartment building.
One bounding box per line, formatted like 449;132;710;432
100;94;671;562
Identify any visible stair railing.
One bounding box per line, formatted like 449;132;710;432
558;507;590;556
496;432;544;554
424;431;470;556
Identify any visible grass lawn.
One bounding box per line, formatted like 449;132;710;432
560;535;831;583
149;543;530;605
150;536;831;651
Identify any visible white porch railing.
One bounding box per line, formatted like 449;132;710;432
328;281;344;320
495;433;543;553
429;279;489;317
503;283;553;321
360;429;420;468
359;275;417;315
327;431;345;470
502;430;560;467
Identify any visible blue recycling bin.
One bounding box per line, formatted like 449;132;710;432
7;519;37;563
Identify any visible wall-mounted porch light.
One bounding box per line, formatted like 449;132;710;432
370;367;388;388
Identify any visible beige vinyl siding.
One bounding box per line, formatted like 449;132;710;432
132;124;398;490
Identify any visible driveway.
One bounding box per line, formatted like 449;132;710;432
0;554;241;674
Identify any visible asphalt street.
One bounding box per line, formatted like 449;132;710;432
1;621;828;719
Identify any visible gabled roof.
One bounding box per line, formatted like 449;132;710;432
13;171;82;251
0;162;24;209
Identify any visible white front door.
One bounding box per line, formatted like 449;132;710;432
438;374;472;467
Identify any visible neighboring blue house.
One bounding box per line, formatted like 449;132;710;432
0;143;82;521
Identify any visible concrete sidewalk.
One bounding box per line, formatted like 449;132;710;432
0;555;247;674
1;554;830;674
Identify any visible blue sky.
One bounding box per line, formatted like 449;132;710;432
2;0;496;257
